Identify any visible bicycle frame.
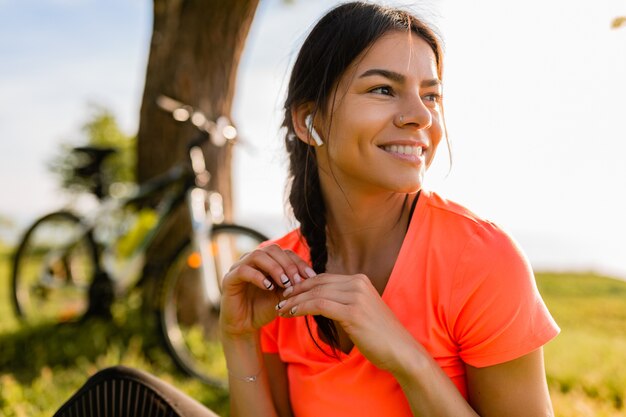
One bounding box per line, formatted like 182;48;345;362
155;95;237;309
12;94;266;384
188;145;222;308
82;142;221;314
77;163;189;292
79;95;235;313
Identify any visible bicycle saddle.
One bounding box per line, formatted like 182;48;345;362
72;146;118;199
72;146;117;176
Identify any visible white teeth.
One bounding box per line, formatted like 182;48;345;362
382;145;423;156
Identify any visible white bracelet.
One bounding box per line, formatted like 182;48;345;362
228;369;261;382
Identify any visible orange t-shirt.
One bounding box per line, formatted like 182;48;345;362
260;190;559;417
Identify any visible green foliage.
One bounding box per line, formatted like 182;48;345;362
48;105;136;196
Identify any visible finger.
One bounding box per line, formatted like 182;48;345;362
262;244;307;286
279;284;355;312
242;248;293;288
283;249;317;280
223;263;276;293
277;297;349;321
281;273;363;298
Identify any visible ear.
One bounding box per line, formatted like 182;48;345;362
291;104;323;146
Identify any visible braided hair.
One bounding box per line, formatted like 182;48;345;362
282;1;444;355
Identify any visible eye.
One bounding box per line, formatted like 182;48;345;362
370;85;393;96
422;93;443;104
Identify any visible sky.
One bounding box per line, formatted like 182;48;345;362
1;0;625;278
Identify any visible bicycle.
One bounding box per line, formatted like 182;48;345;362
10;95;269;387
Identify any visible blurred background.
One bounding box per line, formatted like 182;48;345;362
1;0;625;279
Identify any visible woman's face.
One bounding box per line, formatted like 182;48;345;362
316;30;444;196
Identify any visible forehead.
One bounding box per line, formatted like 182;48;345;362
346;31;439;82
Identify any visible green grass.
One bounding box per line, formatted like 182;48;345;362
1;247;625;416
539;273;626;416
0;249;229;417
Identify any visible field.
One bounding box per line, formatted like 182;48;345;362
0;247;625;416
0;247;229;417
539;272;626;416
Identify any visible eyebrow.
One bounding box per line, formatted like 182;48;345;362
358;68;442;88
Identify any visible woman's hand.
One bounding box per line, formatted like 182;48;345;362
276;273;419;373
219;244;315;339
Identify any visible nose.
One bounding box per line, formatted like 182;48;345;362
394;93;432;129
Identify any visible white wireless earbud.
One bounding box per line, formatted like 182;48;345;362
305;115;324;146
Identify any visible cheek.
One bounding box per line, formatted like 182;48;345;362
426;116;445;167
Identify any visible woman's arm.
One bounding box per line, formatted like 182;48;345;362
389;338;479;416
223;334;279;417
391;343;553;416
220;245;311;417
465;348;553;416
278;273;479;416
277;273;554;417
223;336;293;417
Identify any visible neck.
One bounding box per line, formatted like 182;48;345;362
323;188;416;274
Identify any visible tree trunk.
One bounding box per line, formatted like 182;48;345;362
136;0;259;269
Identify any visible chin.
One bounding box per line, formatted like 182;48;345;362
394;174;425;194
391;180;423;194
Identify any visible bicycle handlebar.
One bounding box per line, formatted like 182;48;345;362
155;95;237;148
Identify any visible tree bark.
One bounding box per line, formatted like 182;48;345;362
136;0;260;266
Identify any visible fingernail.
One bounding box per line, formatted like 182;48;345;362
293;273;302;284
283;286;293;297
280;274;290;287
289;306;297;316
275;300;286;310
305;267;316;278
263;279;274;290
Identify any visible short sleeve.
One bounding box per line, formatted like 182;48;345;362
449;224;559;368
260;318;280;354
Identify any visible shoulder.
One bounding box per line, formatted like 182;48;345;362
418;193;560;366
419;190;519;259
418;191;535;316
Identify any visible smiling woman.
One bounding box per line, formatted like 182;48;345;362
53;2;559;417
311;32;443;196
239;4;559;416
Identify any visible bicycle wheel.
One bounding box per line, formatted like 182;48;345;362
12;211;98;324
159;224;268;387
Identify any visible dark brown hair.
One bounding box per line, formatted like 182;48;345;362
283;1;444;355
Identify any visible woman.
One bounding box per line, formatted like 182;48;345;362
221;2;559;416
55;2;559;416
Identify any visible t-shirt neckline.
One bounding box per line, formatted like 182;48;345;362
380;189;427;302
312;190;430;359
